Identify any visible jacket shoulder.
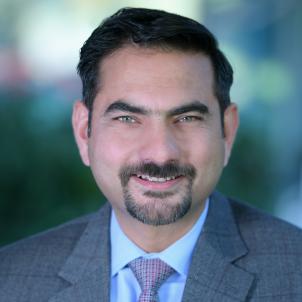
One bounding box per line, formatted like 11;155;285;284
227;198;302;300
229;198;302;247
0;211;97;301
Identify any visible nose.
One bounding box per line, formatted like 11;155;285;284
138;123;181;164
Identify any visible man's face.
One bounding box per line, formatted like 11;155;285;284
73;46;238;228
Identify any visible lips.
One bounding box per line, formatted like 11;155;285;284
132;173;183;190
119;162;196;188
136;174;178;182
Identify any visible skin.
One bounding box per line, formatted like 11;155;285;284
72;46;239;252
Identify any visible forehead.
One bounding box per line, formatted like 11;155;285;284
95;46;216;111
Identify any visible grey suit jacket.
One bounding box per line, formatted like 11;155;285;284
1;191;302;301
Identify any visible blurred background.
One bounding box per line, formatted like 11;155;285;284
1;0;301;247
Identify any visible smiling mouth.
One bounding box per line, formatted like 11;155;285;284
119;162;196;188
135;174;181;183
132;174;184;191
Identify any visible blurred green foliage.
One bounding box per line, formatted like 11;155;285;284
0;98;277;247
0;99;104;247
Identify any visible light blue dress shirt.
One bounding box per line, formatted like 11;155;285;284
110;199;209;302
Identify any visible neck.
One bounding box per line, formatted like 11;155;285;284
113;202;206;253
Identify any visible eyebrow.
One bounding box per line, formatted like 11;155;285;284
167;101;209;117
105;100;149;115
104;100;209;116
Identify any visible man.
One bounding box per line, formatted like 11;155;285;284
1;7;301;302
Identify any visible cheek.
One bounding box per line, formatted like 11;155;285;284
89;138;120;173
190;134;225;180
189;138;225;207
88;128;137;182
88;136;126;204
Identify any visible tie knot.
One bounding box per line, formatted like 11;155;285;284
129;258;175;301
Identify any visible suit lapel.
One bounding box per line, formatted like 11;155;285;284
47;193;254;302
182;192;255;302
48;203;111;302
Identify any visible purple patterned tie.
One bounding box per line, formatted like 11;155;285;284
128;258;175;302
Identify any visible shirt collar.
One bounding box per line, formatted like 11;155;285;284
111;198;209;277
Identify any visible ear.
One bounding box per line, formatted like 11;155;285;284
72;100;90;166
223;103;239;166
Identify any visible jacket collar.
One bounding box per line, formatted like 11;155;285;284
49;192;254;302
182;192;254;301
48;203;111;302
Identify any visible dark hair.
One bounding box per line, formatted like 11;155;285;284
77;7;233;133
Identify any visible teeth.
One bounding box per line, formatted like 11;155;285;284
136;174;177;182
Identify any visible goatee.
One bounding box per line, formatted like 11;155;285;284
119;162;196;226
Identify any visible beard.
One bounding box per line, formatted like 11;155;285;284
119;162;196;226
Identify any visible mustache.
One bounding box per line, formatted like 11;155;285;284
119;162;196;186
